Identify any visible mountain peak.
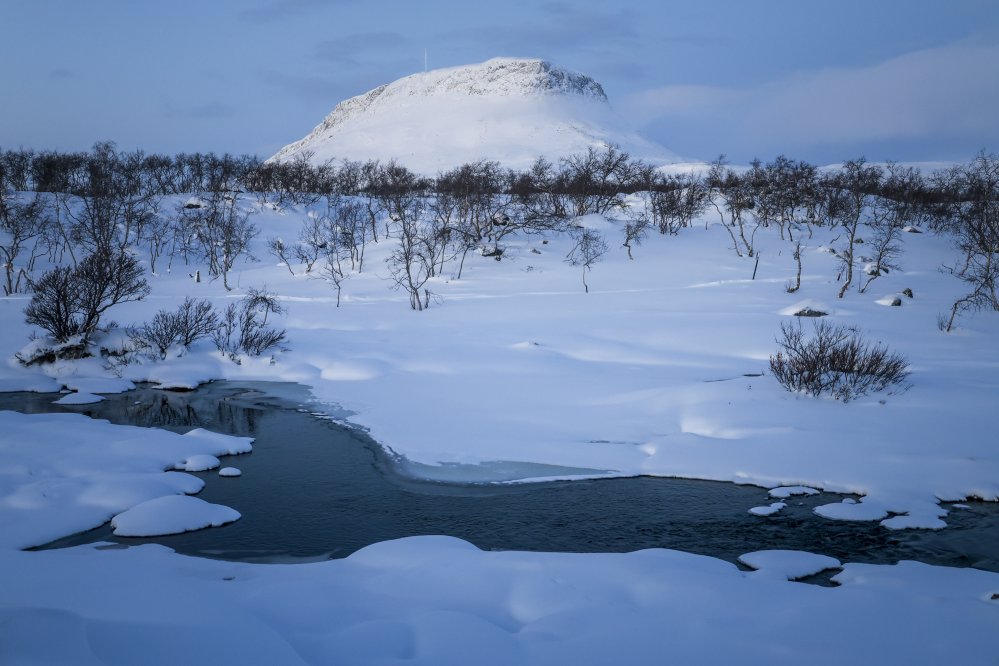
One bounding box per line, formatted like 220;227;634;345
385;58;609;101
270;58;672;173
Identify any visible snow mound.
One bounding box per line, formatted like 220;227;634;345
749;502;786;516
218;467;241;478
111;495;240;536
739;549;842;580
174;454;221;472
182;428;253;456
270;57;674;173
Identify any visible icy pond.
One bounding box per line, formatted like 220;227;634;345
4;381;998;571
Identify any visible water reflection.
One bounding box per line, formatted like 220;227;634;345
3;383;998;572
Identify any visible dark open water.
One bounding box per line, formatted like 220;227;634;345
4;382;998;572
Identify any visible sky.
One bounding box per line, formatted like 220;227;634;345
2;0;998;165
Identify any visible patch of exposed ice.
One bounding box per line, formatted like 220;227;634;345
54;392;104;405
769;486;820;499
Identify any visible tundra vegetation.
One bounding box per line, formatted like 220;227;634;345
3;142;996;397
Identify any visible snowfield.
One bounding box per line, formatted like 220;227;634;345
2;189;999;662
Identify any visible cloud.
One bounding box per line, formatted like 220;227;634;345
239;0;345;22
623;41;999;157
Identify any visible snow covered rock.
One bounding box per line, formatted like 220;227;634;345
270;57;674;173
218;467;242;478
174;454;221;472
110;495;240;536
749;502;786;516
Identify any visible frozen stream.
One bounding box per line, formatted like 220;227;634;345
4;381;998;571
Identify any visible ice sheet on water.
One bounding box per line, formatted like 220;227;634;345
397;458;616;483
769;486;820;498
54;392;104;405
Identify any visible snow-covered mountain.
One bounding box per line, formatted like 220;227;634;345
270;58;675;173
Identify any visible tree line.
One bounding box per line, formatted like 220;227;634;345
2;142;997;334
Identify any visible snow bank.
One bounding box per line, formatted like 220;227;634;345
0;410;252;550
739;549;842;580
111;495;240;536
0;536;997;664
174;454;221;472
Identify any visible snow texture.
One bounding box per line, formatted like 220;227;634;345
0;410;251;550
271;58;674;173
175;454;221;472
219;467;242;477
3;159;999;660
111;495;240;536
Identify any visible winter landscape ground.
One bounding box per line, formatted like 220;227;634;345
2;58;999;664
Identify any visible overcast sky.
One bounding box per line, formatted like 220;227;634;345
3;0;998;164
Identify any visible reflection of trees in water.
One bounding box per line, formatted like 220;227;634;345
110;390;262;436
0;386;266;437
120;392;202;428
213;398;259;437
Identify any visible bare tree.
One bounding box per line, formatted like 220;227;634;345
565;228;607;293
645;172;710;236
939;152;999;331
705;156;753;257
267;237;296;275
184;190;258;290
385;198;434;310
819;158;883;298
24;250;149;346
0;191;50;294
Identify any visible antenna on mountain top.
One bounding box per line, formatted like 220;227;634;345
424;48;428;72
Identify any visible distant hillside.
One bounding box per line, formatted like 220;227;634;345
270;57;676;173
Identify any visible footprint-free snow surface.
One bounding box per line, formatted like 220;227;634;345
2;184;999;661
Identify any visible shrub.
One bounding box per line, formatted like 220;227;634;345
769;321;909;401
211;290;286;361
132;297;219;359
24;250;149;346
